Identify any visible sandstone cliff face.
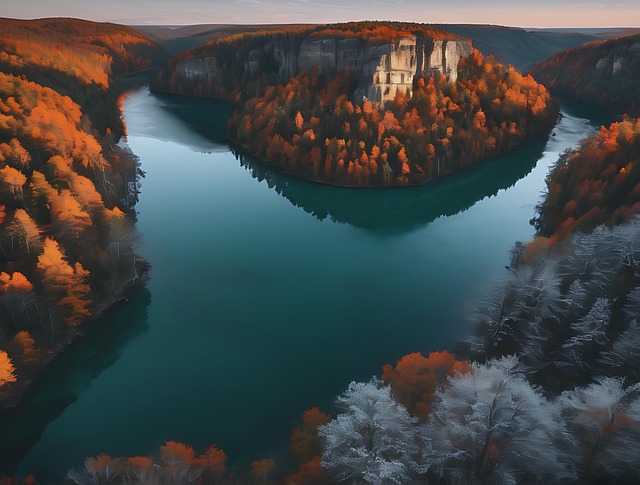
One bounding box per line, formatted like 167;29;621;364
354;38;472;103
171;35;472;104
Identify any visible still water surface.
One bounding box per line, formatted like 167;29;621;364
3;88;608;481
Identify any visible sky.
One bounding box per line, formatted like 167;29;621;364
2;0;639;28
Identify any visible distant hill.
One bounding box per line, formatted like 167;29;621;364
531;34;640;117
432;24;598;72
0;17;166;136
134;24;313;54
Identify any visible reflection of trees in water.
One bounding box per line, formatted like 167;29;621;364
152;92;233;145
0;283;151;477
233;140;545;233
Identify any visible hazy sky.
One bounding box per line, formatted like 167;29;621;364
3;0;639;28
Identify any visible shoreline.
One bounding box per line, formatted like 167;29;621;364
0;260;150;411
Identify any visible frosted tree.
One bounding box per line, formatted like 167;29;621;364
318;377;428;484
559;378;640;480
599;289;640;381
66;454;123;485
427;356;574;483
469;217;640;391
559;298;612;376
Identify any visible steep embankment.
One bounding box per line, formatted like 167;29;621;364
0;18;162;406
155;22;557;187
531;117;640;241
531;34;640;116
433;24;597;72
155;22;472;104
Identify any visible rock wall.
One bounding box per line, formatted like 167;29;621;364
353;37;473;103
593;41;640;81
172;34;473;104
177;56;221;86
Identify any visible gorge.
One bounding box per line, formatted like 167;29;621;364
0;87;609;481
2;16;635;484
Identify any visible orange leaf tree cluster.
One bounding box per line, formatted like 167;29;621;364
0;18;155;395
63;441;276;484
533;117;640;241
285;350;469;484
228;51;556;186
0;18;162;89
309;21;465;43
0;18;165;139
381;350;471;421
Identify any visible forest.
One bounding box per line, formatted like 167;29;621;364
531;33;640;117
0;19;162;407
2;17;640;485
228;51;555;186
38;145;640;484
156;22;556;186
533;117;640;241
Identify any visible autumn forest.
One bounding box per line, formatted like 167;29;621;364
1;12;640;485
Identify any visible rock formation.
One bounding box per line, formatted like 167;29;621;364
170;33;473;104
531;34;640;116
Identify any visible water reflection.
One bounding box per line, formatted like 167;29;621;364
0;283;151;477
144;91;610;236
148;89;548;233
233;141;545;233
123;89;232;151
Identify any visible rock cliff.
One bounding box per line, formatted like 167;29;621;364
531;34;640;116
167;31;472;104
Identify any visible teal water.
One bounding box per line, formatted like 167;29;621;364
2;89;607;482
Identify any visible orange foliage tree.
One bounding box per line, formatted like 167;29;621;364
251;458;276;484
382;350;471;421
37;237;92;325
8;209;41;257
0;350;17;388
10;330;39;363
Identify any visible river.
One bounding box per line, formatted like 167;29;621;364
0;88;609;481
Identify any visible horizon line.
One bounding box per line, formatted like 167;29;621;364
2;16;639;31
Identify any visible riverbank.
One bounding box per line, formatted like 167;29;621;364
0;259;149;411
0;88;609;482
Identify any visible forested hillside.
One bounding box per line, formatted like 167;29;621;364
229;51;555;186
156;21;557;187
0;18;162;405
532;117;640;240
531;34;640;116
2;17;639;485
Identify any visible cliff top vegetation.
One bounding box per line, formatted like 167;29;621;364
176;21;467;64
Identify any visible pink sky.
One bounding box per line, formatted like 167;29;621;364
2;0;639;28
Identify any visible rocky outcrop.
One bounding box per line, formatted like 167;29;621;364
354;37;472;103
531;34;640;116
168;34;473;104
593;41;640;80
177;56;220;85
